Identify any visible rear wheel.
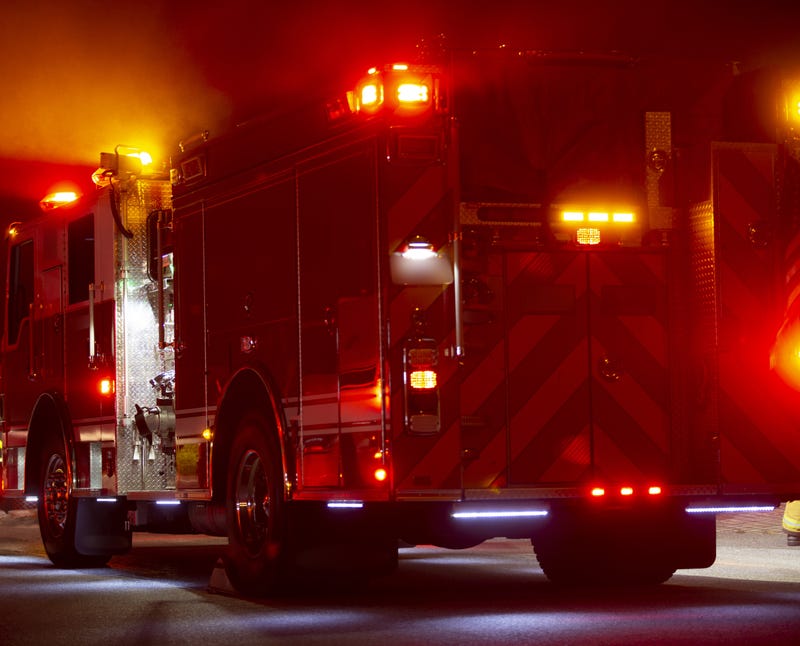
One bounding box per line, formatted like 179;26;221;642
224;412;288;595
38;433;109;568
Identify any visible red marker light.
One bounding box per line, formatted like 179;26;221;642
98;378;115;396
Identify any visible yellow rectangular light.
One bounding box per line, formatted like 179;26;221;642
410;370;438;390
588;212;609;222
612;212;634;223
562;211;584;222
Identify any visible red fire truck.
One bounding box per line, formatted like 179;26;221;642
3;49;800;593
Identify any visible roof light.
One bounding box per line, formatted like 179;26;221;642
361;82;382;107
135;151;153;166
588;212;609;222
591;487;606;497
354;63;441;117
562;211;584;222
397;83;430;104
6;222;21;239
613;212;634;223
648;485;663;495
620;486;634;496
39;191;79;211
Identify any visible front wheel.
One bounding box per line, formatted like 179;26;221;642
224;412;288;595
38;433;109;568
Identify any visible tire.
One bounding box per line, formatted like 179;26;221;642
224;412;288;595
38;433;109;568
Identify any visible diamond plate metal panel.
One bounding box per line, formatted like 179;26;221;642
114;179;176;493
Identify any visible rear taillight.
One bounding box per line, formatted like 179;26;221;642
404;340;440;434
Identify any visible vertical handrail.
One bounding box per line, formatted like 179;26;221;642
27;302;36;380
88;282;96;368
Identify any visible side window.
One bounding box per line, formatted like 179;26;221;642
7;239;34;345
68;214;94;304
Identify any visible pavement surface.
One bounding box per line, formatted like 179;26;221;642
715;503;787;535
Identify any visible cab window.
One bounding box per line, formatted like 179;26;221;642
68;213;94;304
7;239;34;345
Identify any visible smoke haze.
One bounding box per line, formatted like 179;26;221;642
1;0;799;211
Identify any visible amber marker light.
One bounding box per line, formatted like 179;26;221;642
576;227;601;245
374;467;388;482
410;369;438;390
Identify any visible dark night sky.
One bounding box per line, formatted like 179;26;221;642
1;0;799;219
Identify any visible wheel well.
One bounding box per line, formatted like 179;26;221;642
211;368;291;504
24;393;71;497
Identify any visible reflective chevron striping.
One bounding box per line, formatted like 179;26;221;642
713;145;800;486
455;247;671;490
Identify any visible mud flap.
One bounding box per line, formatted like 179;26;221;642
672;512;716;569
74;498;132;556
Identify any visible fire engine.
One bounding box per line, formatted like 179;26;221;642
3;48;800;593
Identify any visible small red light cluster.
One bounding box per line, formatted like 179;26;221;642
591;485;663;498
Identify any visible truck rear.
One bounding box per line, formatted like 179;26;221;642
3;49;800;593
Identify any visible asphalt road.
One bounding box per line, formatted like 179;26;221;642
1;506;798;646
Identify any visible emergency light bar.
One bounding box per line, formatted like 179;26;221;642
561;210;636;224
552;206;640;246
352;63;442;117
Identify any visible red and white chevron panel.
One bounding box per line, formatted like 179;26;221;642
713;144;800;491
